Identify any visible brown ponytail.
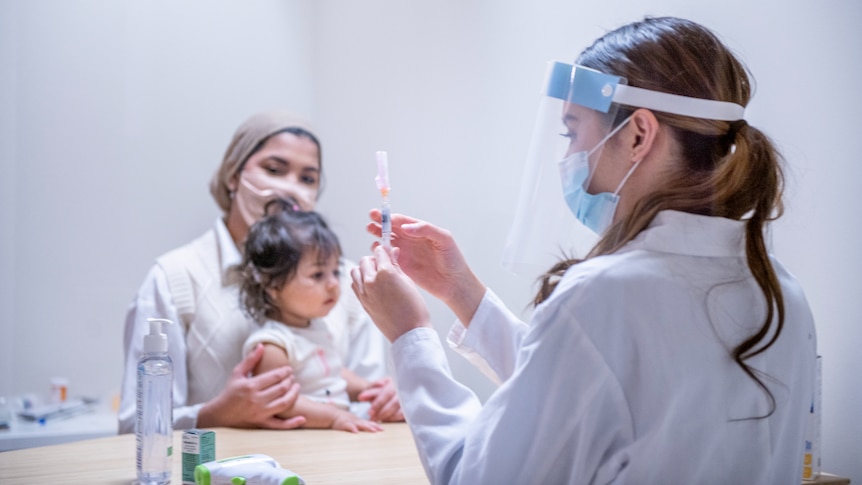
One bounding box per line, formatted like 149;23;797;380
535;17;786;418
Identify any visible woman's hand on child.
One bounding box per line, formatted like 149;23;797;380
358;377;404;422
197;344;307;429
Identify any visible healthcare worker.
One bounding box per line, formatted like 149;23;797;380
120;111;402;433
351;17;816;484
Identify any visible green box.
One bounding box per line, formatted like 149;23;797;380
182;429;216;484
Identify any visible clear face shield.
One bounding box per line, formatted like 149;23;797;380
502;62;628;278
502;61;746;278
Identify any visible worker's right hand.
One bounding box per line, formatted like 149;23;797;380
196;344;307;430
365;210;486;324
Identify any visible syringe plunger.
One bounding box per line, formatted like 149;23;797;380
375;151;390;193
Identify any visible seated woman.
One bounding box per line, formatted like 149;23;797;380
119;111;401;433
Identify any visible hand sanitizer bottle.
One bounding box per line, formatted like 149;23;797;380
136;318;174;485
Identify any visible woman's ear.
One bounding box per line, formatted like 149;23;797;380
629;108;660;163
227;171;240;194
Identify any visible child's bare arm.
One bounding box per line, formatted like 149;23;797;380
342;367;371;402
253;343;381;432
252;343;293;376
279;395;382;433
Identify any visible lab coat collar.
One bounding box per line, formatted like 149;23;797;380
624;210;747;258
214;217;243;284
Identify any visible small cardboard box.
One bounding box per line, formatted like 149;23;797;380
182;429;216;484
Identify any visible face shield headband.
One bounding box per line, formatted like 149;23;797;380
502;61;746;278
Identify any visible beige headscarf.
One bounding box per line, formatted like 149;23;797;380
209;110;319;214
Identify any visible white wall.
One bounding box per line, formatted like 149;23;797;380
0;0;318;397
1;0;859;481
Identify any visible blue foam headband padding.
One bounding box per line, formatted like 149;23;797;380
545;62;621;113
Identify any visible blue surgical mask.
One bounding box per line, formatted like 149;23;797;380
558;116;638;234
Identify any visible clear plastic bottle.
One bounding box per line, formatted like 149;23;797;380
136;318;174;485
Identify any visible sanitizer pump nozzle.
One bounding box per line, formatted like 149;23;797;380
144;318;171;353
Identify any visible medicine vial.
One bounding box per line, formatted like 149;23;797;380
136;318;174;485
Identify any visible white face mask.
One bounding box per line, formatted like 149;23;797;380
233;175;304;227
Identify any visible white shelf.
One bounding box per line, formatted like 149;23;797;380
0;408;118;452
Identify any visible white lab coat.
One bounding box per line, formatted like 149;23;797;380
119;218;387;433
391;210;816;484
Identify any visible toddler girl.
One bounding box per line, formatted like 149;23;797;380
239;199;383;433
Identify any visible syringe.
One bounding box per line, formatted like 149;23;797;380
375;150;392;248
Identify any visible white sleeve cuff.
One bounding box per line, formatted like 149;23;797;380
446;289;527;384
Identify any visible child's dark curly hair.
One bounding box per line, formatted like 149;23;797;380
238;198;342;323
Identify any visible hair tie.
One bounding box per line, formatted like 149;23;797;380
723;119;748;147
730;119;748;137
